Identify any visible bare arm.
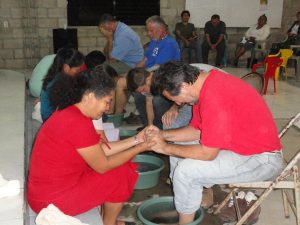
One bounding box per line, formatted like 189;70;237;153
214;34;224;46
162;125;200;142
101;131;144;156
97;130;108;143
162;103;179;127
100;27;114;60
176;29;188;43
157;142;220;161
205;33;212;46
136;57;147;68
78;142;149;173
146;96;154;126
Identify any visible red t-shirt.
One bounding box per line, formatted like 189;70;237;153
189;69;281;155
27;106;100;200
27;106;138;215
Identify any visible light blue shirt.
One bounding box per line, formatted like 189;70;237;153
111;22;144;68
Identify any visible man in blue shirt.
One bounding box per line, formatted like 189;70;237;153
98;14;144;74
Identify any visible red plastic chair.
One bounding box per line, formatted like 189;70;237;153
252;56;283;95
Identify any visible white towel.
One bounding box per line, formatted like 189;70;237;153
32;101;43;123
295;117;300;129
36;204;89;225
0;173;20;198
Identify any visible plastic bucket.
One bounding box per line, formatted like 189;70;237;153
137;196;204;225
119;129;137;140
133;154;164;190
105;113;124;127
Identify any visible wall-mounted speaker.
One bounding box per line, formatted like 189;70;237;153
52;28;78;53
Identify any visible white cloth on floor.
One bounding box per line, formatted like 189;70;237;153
0;173;20;198
32;101;43;123
103;123;119;142
295;117;300;129
36;204;89;225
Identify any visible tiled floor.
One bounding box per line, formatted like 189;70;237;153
0;67;299;225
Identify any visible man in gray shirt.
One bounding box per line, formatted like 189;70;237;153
175;10;202;63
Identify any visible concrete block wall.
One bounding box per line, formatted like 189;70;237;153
0;0;299;70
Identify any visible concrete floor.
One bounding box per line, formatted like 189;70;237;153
0;66;299;225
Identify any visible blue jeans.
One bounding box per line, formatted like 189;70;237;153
133;92;173;129
178;39;203;63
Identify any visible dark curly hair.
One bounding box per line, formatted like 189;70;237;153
42;48;84;91
152;61;200;96
181;10;190;17
85;50;106;69
50;67;116;110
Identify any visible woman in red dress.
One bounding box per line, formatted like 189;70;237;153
27;68;150;225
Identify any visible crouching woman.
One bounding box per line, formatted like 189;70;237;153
27;68;149;225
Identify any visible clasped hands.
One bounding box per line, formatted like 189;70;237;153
136;125;168;154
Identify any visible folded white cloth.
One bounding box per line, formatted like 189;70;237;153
236;191;246;200
295;117;300;129
245;191;257;204
0;173;20;198
36;204;89;225
32;101;43;123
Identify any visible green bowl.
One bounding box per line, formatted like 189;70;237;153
133;154;164;190
105;113;124;127
119;129;137;140
137;196;204;225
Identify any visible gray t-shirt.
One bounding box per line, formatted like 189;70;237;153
175;22;196;39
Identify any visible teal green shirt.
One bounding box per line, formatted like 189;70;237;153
29;54;56;97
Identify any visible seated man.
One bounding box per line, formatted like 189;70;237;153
98;14;144;75
115;15;180;129
175;10;202;63
126;68;173;130
232;14;270;67
147;61;284;225
99;14;144;114
202;14;226;67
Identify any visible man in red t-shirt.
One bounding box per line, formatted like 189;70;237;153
147;61;284;225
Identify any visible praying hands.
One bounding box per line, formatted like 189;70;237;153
144;125;168;155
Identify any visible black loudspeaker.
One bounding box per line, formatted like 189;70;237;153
52;28;78;53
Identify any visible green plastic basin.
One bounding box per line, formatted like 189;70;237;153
137;196;204;225
133;154;164;190
119;129;137;140
105;113;124;127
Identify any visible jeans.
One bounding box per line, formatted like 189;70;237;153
202;40;225;66
173;150;284;214
178;39;203;63
133;92;173;129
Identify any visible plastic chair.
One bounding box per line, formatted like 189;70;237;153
249;34;271;67
279;49;293;80
252;56;283;95
214;113;300;225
